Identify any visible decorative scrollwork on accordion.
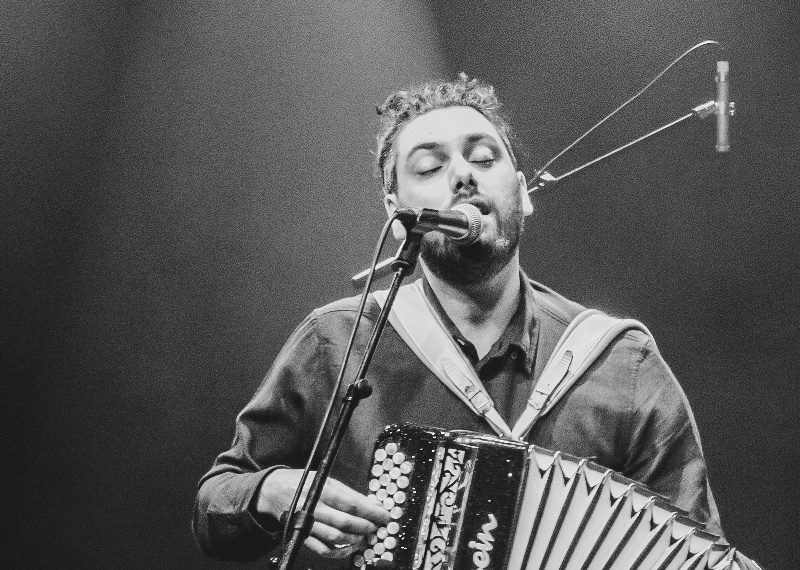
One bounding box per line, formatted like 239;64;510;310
351;423;747;570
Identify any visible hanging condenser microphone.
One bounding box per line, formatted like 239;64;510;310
715;60;732;152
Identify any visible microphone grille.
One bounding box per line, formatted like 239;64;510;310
450;203;483;245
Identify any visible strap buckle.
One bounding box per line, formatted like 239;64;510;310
528;350;573;410
465;385;493;415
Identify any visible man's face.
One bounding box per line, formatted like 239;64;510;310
386;106;533;283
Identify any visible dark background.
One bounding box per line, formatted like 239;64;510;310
2;0;797;568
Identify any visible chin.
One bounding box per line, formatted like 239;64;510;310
421;234;518;284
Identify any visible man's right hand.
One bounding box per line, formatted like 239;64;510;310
256;468;392;558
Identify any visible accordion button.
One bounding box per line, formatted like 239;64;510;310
400;461;412;474
384;536;397;550
390;506;403;519
367;534;378;545
373;543;385;556
374;449;387;462
381;552;394;561
382;498;395;510
392;452;405;464
387;521;400;534
353;554;364;567
382;458;394;471
386;482;398;494
385;442;398;454
397;476;409;489
364;549;375;561
377;527;388;540
371;465;383;477
368;479;380;492
376;489;388;501
393;491;406;504
379;474;391;486
389;467;401;479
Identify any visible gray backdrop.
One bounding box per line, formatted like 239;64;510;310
3;0;797;567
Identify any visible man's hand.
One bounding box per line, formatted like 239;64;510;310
257;468;391;558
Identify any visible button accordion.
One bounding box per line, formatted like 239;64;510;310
351;423;745;570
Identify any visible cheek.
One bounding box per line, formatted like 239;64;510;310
395;179;452;209
480;171;522;207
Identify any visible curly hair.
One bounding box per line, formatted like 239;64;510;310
375;73;519;195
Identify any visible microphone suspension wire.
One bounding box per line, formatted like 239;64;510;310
530;39;722;192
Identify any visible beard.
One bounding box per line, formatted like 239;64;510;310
420;198;525;286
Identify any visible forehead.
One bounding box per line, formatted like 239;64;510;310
395;106;505;158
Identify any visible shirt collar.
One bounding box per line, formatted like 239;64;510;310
421;270;537;374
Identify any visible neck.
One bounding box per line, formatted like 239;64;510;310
421;254;522;358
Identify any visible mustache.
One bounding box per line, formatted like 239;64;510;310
452;195;492;215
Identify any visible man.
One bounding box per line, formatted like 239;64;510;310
193;75;739;568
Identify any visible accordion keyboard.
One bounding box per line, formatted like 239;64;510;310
353;441;413;566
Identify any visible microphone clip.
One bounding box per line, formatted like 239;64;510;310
691;99;735;120
394;207;425;230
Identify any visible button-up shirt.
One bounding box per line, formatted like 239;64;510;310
193;272;733;568
422;275;537;426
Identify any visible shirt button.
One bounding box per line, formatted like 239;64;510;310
510;352;518;359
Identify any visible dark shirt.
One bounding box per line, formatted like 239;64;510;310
193;273;730;567
422;274;537;425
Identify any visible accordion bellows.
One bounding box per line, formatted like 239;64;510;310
351;423;743;570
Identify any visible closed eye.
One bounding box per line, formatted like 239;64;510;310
419;166;442;175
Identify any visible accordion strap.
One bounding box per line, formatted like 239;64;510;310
374;279;514;438
373;280;653;441
512;310;653;439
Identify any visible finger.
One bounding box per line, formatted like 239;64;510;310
321;481;392;526
303;535;359;559
308;520;362;548
313;501;381;536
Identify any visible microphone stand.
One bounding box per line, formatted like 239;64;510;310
275;224;424;570
528;99;729;192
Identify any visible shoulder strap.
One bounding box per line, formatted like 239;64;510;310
511;309;653;439
373;280;514;439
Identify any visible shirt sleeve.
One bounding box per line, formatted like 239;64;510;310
621;332;725;538
192;312;329;562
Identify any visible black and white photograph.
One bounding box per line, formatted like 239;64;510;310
3;1;797;568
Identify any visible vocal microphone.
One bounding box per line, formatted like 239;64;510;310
715;60;731;152
394;203;483;245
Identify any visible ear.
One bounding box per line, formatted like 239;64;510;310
383;193;408;241
383;193;398;217
518;171;533;216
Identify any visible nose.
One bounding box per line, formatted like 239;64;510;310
449;156;478;197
